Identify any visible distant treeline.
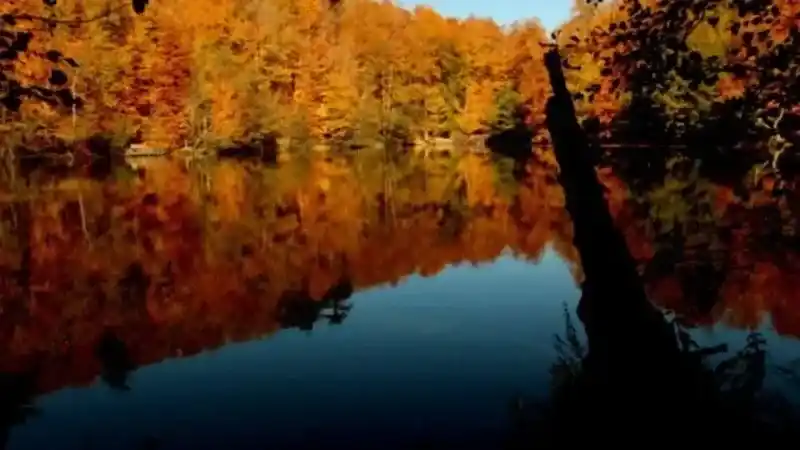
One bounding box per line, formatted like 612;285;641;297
1;0;798;162
1;0;551;150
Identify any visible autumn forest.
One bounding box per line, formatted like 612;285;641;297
0;0;796;163
2;0;554;150
2;0;800;443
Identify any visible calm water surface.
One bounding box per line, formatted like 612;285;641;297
2;154;799;448
11;251;580;450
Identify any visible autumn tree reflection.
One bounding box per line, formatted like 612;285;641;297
278;280;354;331
604;156;800;335
2;148;800;402
0;152;575;396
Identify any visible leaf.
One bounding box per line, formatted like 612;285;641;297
1;94;22;112
1;14;16;26
48;69;68;86
45;50;62;63
11;32;32;52
0;49;17;60
133;0;149;14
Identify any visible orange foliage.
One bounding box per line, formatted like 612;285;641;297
2;0;555;148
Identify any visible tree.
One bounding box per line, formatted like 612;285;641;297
559;0;799;171
0;0;150;114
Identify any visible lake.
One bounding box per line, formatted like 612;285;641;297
1;152;799;448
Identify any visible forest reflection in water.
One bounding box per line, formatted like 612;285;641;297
1;150;800;447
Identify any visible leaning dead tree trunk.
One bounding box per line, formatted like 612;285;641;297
543;48;678;360
540;47;720;438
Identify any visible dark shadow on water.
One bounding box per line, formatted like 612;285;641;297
0;370;39;450
486;105;534;173
486;127;533;162
13;134;130;183
278;280;354;331
95;330;136;392
216;133;279;164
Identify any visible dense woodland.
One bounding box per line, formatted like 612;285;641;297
0;0;797;167
1;0;551;151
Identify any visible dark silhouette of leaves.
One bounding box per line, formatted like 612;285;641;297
44;50;61;62
48;69;67;86
556;0;799;178
10;32;31;52
133;0;149;15
0;94;21;112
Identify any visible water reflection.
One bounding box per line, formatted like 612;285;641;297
602;157;800;336
0;152;799;447
0;153;576;391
